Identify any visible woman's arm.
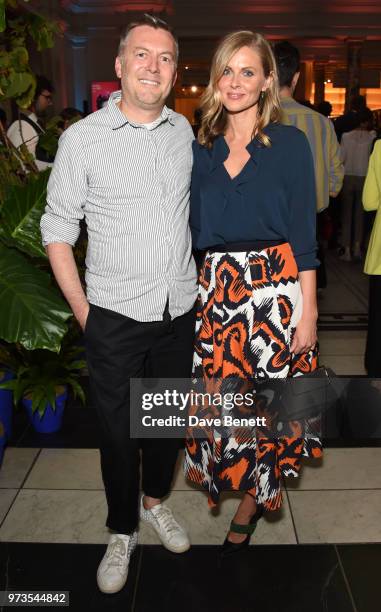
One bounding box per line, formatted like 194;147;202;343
363;141;381;212
287;129;319;354
290;270;318;355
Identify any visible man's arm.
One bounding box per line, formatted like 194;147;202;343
40;124;89;325
329;122;344;197
46;243;89;330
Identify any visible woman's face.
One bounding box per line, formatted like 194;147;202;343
217;45;270;114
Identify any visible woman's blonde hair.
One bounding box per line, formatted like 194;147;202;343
198;31;282;148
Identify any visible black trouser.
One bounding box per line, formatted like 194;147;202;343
365;276;381;377
85;302;196;534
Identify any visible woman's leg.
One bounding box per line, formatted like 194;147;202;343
340;175;354;260
227;492;258;544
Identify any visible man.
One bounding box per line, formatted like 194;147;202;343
334;94;367;143
7;75;54;170
274;41;344;288
40;14;197;594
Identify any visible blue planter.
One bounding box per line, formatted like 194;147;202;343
0;370;14;441
0;435;5;467
23;387;68;434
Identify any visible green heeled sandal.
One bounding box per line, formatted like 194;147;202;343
221;504;264;556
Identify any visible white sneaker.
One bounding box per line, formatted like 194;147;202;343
97;531;138;594
140;496;190;553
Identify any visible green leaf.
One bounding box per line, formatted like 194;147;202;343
0;0;5;33
0;51;10;69
37;130;58;158
0;243;72;352
0;170;50;258
67;377;85;405
9;47;29;71
30;386;46;416
69;359;86;371
13;378;28;405
6;71;34;98
45;385;57;412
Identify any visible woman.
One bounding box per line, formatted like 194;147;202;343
184;31;322;553
363;140;381;377
339;107;376;261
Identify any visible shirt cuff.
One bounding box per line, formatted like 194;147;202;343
40;214;80;247
295;251;320;271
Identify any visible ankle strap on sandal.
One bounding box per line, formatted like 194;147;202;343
229;520;258;535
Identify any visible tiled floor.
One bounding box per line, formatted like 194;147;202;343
0;251;380;611
1;447;381;547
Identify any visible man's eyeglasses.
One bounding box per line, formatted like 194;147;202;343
40;93;53;101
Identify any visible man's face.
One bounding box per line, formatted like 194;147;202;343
35;89;53;117
115;25;177;114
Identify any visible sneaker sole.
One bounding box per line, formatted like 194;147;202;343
144;522;190;553
96;571;128;594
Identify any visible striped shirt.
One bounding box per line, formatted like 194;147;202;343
281;97;344;212
40;90;198;321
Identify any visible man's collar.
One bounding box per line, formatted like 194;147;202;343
280;96;295;104
107;90;176;130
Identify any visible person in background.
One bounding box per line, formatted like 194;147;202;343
317;100;333;118
57;107;84;134
334;94;367;142
192;107;202;137
0;108;7;131
362;140;381;377
7;75;54;170
274;41;344;290
339;108;376;261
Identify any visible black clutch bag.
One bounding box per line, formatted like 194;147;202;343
255;366;345;422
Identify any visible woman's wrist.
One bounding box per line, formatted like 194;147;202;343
301;308;318;322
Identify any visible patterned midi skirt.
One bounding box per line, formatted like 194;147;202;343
184;242;323;511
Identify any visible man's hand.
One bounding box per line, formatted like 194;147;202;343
75;302;90;332
46;243;89;331
290;314;318;355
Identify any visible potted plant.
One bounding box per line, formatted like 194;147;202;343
1;337;86;433
0;342;20;441
0;420;5;466
0;2;88;435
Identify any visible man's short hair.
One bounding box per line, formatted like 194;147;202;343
35;75;54;99
118;13;178;63
273;41;300;88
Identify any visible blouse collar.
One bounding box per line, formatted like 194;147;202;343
210;122;279;172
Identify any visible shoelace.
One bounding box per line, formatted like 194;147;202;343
105;537;128;571
153;506;179;536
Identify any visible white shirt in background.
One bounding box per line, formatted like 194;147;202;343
7;112;52;171
341;129;376;177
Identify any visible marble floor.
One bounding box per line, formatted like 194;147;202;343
0;251;380;611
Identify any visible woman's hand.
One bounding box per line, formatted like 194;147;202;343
290;313;318;355
292;269;318;355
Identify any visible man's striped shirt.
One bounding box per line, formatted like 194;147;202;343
40;91;198;321
281;96;344;212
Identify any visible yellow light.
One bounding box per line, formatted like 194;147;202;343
185;66;189;70
191;85;198;92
